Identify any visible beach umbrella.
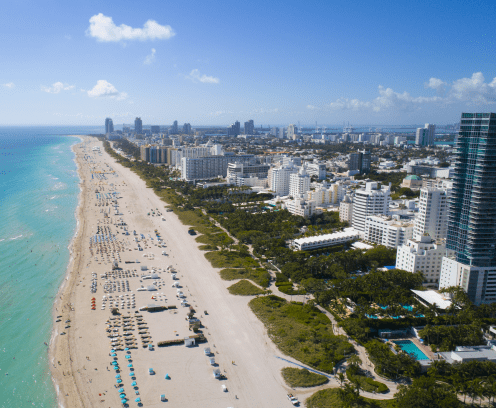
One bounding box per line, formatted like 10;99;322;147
113;366;119;370
125;355;131;359
165;373;170;380
118;388;124;392
120;393;126;398
111;353;116;357
115;374;121;378
116;379;122;383
111;361;118;365
121;399;127;404
127;364;132;367
129;372;135;376
124;347;129;351
110;349;115;352
135;397;141;402
131;381;137;386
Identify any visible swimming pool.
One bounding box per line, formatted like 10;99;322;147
393;340;429;361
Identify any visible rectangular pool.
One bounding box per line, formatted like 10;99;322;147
393;340;429;361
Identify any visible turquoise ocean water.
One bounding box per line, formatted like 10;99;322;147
0;127;101;408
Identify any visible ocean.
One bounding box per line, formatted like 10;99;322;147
0;127;101;408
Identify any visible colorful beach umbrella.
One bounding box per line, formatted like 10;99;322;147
165;374;170;379
121;399;127;404
111;353;116;357
111;361;118;365
125;355;131;359
120;393;126;398
113;366;118;370
116;379;122;383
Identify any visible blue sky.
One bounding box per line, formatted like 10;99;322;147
1;0;496;126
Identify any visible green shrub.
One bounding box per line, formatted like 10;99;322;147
227;280;266;296
219;268;271;288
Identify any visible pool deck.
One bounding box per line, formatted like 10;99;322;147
389;336;436;361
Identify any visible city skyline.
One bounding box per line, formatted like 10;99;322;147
1;0;496;126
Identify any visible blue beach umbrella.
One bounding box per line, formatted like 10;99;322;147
110;349;115;352
120;393;126;398
129;372;134;376
165;374;170;380
127;364;132;367
131;381;137;386
111;353;116;357
135;397;141;402
125;355;131;359
113;366;119;370
111;361;118;365
115;374;121;378
121;399;127;404
124;347;129;351
118;388;124;392
116;379;122;383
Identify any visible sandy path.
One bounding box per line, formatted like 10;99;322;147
50;138;305;408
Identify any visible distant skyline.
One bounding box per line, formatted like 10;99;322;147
1;0;496;125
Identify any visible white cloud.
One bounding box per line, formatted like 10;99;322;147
450;72;496;104
2;82;15;89
41;82;75;94
86;13;175;42
425;77;447;94
306;104;320;111
186;69;219;84
87;80;127;100
317;72;496;113
144;48;156;65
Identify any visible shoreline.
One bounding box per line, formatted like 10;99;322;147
49;136;87;408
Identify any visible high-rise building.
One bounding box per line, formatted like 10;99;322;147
105;118;114;134
413;188;450;241
268;165;298;196
440;113;496;304
289;168;311;198
134;117;143;134
287;124;297;140
151;125;160;134
349;150;371;174
183;123;192;134
415;123;436;146
227;121;241;137
351;182;391;232
244;120;254;135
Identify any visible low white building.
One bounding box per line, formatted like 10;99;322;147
396;236;454;287
284;197;318;218
292;229;360;251
364;215;413;248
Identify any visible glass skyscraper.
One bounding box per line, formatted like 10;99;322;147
446;113;496;267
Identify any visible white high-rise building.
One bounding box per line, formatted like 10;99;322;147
287;124;297;140
414;188;450;241
415;123;436;146
351;182;391;232
289;168;310;198
304;161;327;180
396;235;454;288
268;165;298;196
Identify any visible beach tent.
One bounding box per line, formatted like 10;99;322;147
213;368;221;379
160;394;166;401
209;358;216;365
148;368;154;375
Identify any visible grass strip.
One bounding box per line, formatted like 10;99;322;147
227;280;266;296
281;367;329;388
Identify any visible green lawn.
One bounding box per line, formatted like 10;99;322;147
174;210;222;235
347;369;389;393
198;244;218;251
306;388;396;408
227;280;266;296
249;296;354;373
281;367;329;388
219;267;271;288
205;250;260;269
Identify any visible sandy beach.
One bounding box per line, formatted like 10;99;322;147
49;136;313;408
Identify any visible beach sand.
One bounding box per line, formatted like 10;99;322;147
49;137;309;407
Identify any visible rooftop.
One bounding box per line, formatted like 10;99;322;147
411;289;452;310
